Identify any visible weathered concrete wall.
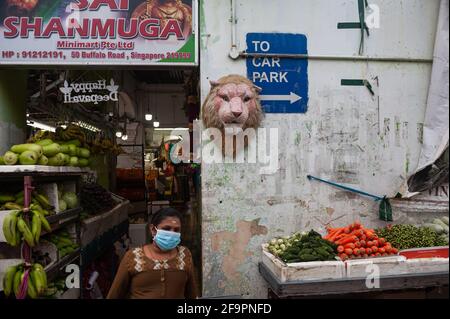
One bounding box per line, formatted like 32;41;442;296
200;0;442;298
0;69;28;154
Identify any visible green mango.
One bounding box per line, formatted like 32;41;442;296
68;145;78;157
19;151;39;165
3;151;18;165
69;157;79;167
38;155;49;166
43;143;62;157
78;158;90;167
60;145;70;154
77;148;90;159
36;139;54;147
11;144;43;157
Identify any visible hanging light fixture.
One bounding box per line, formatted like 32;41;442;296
145;93;153;121
116;122;123;138
153;96;159;127
121;120;128;140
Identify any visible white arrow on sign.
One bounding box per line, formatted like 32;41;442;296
259;92;302;104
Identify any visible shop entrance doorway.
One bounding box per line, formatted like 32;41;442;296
17;67;202;298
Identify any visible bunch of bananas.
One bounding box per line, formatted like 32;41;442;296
0;191;53;214
55;125;86;143
27;130;56;144
3;263;48;299
42;278;66;298
2;208;51;248
47;230;79;258
91;135;124;155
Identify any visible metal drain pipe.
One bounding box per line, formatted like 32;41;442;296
239;52;433;64
229;0;240;60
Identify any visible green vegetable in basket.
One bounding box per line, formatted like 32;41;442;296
62;192;78;209
58;199;68;212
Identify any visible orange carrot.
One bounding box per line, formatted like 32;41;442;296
328;228;345;242
336;235;358;245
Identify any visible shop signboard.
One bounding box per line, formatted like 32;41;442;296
0;0;198;66
246;33;309;113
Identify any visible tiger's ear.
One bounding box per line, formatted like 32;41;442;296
253;85;262;93
210;80;220;88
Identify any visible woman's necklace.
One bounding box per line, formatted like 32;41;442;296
146;244;175;261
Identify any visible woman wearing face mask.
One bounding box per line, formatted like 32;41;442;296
107;208;198;299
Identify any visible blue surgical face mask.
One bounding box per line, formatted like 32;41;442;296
153;228;181;251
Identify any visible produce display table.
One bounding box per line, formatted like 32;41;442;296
259;262;449;298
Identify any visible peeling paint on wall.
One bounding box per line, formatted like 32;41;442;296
208;219;268;294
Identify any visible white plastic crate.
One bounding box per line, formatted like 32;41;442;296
405;258;449;274
345;256;408;278
261;244;346;282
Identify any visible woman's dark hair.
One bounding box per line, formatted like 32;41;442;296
150;207;183;227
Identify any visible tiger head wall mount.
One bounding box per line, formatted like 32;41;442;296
202;75;264;132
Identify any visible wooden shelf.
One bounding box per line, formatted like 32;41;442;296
0;166;91;180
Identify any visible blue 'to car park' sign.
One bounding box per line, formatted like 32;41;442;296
246;33;309;113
